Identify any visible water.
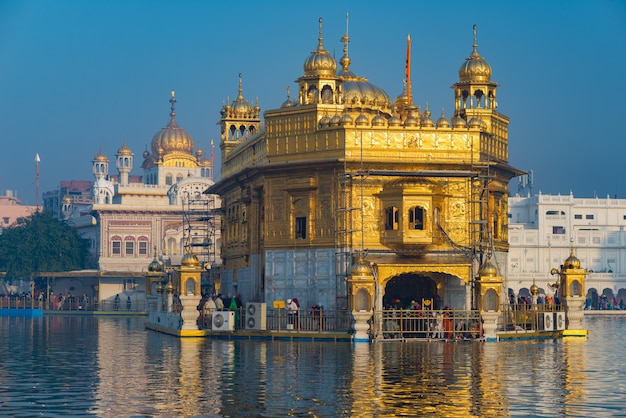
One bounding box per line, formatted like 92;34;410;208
0;315;624;417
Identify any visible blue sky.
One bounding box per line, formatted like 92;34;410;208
1;0;625;205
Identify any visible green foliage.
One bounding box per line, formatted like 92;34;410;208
0;211;91;280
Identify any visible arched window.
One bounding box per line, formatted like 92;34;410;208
166;174;173;185
384;206;398;230
408;207;424;230
321;85;333;104
484;289;498;311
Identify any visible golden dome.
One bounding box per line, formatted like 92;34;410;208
404;115;418;127
150;92;195;157
436;108;450;128
350;255;371;277
117;142;133;156
281;86;297;108
468;117;483;128
388;114;402;126
319;114;331;127
421;104;434;127
371;113;387;127
330;114;342;126
355;113;369;127
341;113;353;126
181;252;200;267
148;257;163;272
458;25;492;83
62;195;72;203
303;18;337;78
564;249;581;269
530;283;539;295
93;149;108;162
452;114;466;129
478;260;498;277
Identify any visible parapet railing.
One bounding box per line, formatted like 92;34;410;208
373;309;483;340
0;296;147;312
198;307;352;333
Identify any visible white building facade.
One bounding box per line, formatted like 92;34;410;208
508;192;626;308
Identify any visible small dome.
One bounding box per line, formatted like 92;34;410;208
330;114;342;126
117;143;133;156
404;115;418;127
318;114;331;127
341;113;353;126
350;256;371;277
371;114;387;127
388;115;402;126
435;108;450;128
355;113;369;127
148;258;163;272
303;18;337;77
281;99;296;108
452;115;467;129
62;195;72;204
458;25;492;82
421;105;434;128
468;117;483;128
478;260;498;277
222;74;258;119
93;150;108;162
564;250;581;269
181;252;200;266
530;283;539;295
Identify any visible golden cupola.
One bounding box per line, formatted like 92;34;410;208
220;74;260;119
303;18;337;78
150;91;195;157
564;249;581;270
117;142;133;156
93;149;108;162
458;24;492;83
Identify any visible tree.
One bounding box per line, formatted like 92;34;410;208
0;211;92;281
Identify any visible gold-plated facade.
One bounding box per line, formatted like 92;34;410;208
208;20;522;311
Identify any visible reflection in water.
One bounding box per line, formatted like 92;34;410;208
0;315;623;416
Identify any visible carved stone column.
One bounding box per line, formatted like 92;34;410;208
180;295;201;330
481;311;500;341
565;296;585;330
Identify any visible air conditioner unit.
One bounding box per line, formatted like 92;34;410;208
554;312;566;331
212;311;234;331
245;302;267;330
538;312;553;331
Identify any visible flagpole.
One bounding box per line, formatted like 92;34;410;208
35;153;40;211
405;34;412;106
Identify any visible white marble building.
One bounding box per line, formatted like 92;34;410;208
507;192;626;307
47;92;221;306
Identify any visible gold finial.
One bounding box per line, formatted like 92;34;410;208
316;17;326;52
340;13;351;71
473;24;477;51
169;91;176;118
238;73;244;99
286;85;291;101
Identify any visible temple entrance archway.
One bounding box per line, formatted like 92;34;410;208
383;273;440;310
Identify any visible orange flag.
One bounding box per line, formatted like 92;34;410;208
405;34;412;105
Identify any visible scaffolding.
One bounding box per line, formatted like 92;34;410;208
182;195;219;293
